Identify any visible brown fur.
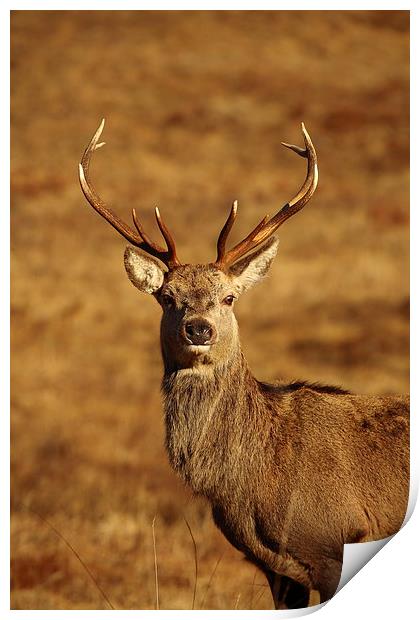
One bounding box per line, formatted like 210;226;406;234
123;239;409;608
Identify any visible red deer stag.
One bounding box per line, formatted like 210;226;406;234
79;120;409;609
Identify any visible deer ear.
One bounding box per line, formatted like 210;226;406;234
124;246;165;294
228;236;279;293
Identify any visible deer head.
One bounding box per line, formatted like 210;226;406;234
79;121;318;369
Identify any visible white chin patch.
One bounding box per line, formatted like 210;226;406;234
187;345;211;355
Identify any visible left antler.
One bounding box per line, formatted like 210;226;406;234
215;122;318;269
79;119;181;269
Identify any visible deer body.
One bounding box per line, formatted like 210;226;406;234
162;347;408;601
157;264;408;603
80;121;409;608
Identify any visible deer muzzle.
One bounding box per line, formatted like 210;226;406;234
184;318;215;346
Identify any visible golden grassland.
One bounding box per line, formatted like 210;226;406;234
11;10;409;609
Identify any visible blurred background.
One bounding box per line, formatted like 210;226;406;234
11;10;409;610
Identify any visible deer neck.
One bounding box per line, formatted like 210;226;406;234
161;342;260;496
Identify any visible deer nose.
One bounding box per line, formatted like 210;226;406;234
185;320;214;346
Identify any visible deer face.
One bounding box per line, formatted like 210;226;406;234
158;264;239;368
124;237;279;369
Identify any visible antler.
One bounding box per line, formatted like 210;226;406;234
79;119;181;269
215;122;318;269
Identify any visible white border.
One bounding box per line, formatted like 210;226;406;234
2;5;11;620
4;3;417;619
3;2;415;9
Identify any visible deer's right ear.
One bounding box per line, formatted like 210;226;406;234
228;236;279;293
124;247;165;295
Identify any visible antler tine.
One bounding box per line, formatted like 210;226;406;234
215;210;270;267
216;200;238;264
131;208;164;252
79;120;181;269
155;207;180;268
132;207;180;267
214;123;318;270
279;122;318;212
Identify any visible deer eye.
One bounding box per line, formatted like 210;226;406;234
162;294;175;308
223;295;235;306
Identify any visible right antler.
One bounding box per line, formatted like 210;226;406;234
215;123;318;269
79;119;181;269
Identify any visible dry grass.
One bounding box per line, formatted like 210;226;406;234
11;10;409;610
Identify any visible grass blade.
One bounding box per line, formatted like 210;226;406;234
151;515;160;610
21;504;115;610
183;516;198;610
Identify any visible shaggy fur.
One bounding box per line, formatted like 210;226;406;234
124;238;409;608
162;349;409;604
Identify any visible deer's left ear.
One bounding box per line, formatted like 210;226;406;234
124;246;165;295
228;236;279;293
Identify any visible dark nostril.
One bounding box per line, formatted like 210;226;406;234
185;322;212;337
185;320;213;345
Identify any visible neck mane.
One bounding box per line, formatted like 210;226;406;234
161;345;265;496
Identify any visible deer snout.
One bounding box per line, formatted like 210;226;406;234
184;319;214;346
